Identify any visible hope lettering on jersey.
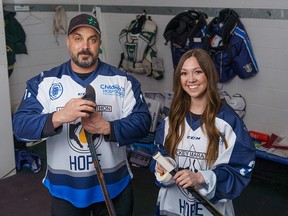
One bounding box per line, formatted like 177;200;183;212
69;155;94;171
178;198;205;216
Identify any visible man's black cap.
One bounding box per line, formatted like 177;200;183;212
68;13;101;36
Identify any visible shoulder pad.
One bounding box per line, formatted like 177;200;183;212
163;10;207;47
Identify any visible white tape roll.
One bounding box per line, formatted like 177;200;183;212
152;152;175;172
155;172;173;183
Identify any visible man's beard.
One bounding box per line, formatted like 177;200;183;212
71;50;98;68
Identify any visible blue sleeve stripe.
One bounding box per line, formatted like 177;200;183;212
234;27;259;71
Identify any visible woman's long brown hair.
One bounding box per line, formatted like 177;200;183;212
164;48;228;166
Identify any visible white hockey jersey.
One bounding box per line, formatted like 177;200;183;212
151;103;255;216
13;60;151;207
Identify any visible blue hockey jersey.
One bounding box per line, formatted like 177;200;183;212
151;103;255;216
207;21;259;83
13;60;151;207
165;9;259;83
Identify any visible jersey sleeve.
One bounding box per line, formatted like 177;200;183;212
13;75;50;141
149;119;173;187
211;113;256;203
232;25;259;80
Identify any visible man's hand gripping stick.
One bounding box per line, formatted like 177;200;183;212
83;85;116;216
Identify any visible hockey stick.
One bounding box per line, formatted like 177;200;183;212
153;151;224;216
83;85;117;216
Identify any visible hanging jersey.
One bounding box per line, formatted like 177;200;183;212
165;9;258;82
4;10;28;76
204;8;259;83
53;5;67;46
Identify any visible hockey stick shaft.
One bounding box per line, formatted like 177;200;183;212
85;131;117;216
153;151;223;216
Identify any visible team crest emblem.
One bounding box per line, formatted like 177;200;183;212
243;63;252;73
68;120;102;154
49;83;63;100
176;148;206;202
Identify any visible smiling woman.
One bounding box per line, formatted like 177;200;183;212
180;56;208;112
150;48;256;216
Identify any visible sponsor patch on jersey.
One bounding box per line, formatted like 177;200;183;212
49;83;63;100
100;84;125;98
96;105;112;112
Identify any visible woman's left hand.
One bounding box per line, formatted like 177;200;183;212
173;169;205;189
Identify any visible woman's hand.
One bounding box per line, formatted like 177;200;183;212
173;169;205;189
155;163;166;175
155;157;173;175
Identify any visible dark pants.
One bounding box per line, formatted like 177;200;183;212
51;182;133;216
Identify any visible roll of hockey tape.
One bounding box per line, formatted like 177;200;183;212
155;172;173;183
152;152;175;172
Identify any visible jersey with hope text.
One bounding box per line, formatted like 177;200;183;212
151;103;255;216
13;60;151;207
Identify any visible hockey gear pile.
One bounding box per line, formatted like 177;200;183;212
119;11;164;80
164;8;259;83
164;10;207;70
220;91;246;118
